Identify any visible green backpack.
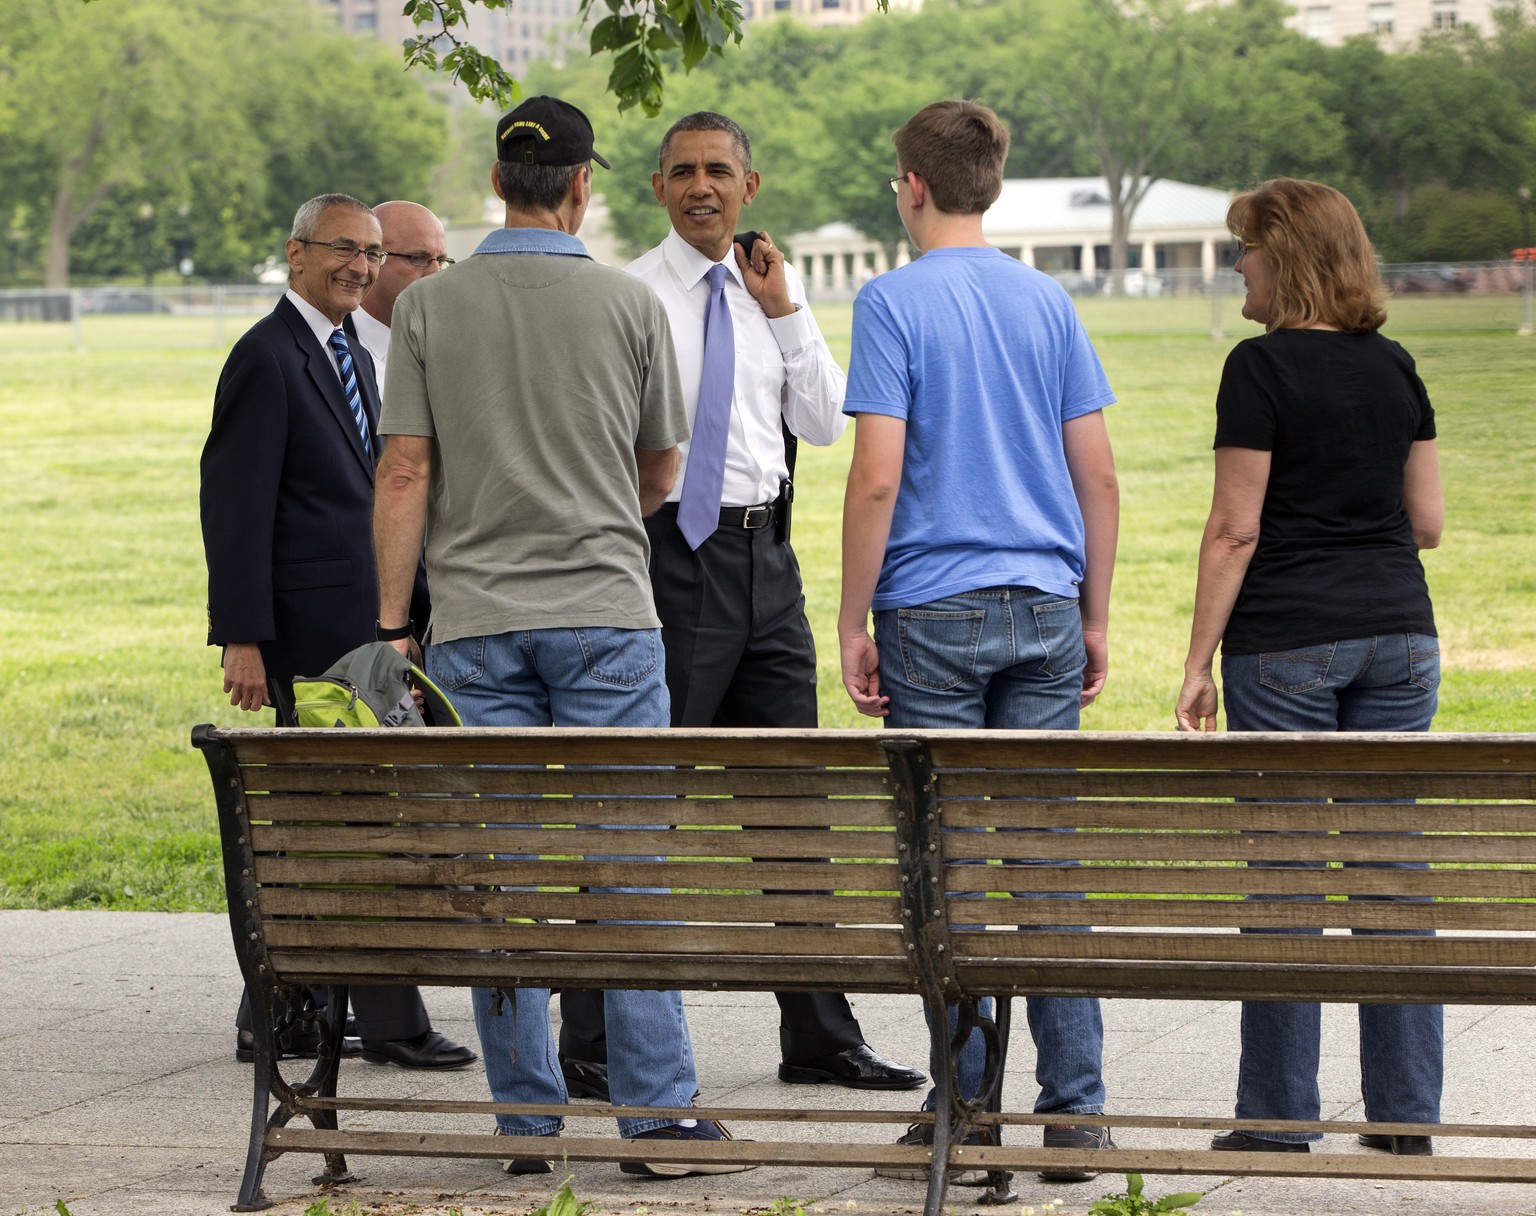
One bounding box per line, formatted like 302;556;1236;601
291;641;461;728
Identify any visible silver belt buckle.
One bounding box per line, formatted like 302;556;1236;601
742;504;769;528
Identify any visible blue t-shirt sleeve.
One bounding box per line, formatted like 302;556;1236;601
844;287;910;420
1058;313;1116;421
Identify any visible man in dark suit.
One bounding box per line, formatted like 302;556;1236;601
200;192;474;1072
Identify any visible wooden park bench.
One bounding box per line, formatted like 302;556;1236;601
193;725;1536;1213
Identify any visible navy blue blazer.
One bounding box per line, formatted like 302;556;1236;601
200;295;421;684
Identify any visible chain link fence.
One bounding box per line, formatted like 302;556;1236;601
2;262;1533;350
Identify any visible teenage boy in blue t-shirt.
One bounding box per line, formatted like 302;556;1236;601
838;99;1121;1184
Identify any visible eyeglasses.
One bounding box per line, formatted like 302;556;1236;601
888;174;907;194
1233;240;1260;260
387;251;456;270
297;238;388;267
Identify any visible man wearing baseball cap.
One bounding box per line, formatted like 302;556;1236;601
372;96;749;1179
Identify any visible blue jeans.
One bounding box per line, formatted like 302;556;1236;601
875;587;1106;1117
429;627;697;1137
1222;633;1443;1142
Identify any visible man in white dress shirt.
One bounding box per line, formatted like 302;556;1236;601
557;112;924;1097
353;200;452;395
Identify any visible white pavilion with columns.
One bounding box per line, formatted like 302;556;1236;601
787;176;1235;297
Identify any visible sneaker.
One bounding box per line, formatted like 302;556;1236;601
1040;1124;1116;1182
493;1126;555;1175
620;1119;757;1178
873;1120;990;1187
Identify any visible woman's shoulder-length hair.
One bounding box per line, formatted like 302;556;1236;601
1228;178;1387;334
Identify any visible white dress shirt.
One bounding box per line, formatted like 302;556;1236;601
351;305;392;397
285;288;352;390
627;229;847;508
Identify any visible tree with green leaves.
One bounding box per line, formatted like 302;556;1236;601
7;0;444;286
1317;35;1527;237
401;0;808;116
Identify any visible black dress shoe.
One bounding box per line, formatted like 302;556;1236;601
561;1055;610;1100
360;1030;477;1070
1211;1131;1310;1152
1358;1133;1433;1156
236;1028;362;1063
778;1044;926;1090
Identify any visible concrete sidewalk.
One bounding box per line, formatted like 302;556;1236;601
2;910;1531;1216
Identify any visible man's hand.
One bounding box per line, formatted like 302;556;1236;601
1080;625;1108;708
734;231;794;319
840;630;890;718
222;642;270;713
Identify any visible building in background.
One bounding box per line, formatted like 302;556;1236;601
737;0;921;27
788;177;1233;298
314;0;1513;73
313;0;583;74
1280;0;1505;45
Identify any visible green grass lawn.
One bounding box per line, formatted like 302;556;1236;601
2;302;1532;911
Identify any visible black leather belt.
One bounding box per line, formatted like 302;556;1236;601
720;500;777;529
657;500;778;530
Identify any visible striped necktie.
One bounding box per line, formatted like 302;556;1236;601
328;328;372;458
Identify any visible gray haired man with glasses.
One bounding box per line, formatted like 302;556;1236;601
354;200;454;396
201;191;475;1075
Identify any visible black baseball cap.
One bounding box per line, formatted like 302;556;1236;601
496;96;610;170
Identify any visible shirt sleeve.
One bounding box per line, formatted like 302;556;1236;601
843;285;911;420
1394;342;1437;442
1213;340;1279;451
637;296;688;450
1057;311;1116;422
379;291;435;438
769;261;847;446
200;335;287;644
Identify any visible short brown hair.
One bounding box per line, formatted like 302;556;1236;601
1228;178;1387;333
892;100;1008;216
497;161;586;214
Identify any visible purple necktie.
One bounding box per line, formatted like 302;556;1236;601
678;263;735;549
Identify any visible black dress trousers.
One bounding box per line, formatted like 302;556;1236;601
558;509;865;1065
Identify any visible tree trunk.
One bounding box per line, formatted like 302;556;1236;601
46;178;75;290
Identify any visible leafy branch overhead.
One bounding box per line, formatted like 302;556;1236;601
402;0;886;114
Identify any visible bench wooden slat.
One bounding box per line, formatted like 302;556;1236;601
954;959;1536;1004
255;855;904;891
923;730;1536;773
243;763;891;798
943;799;1536;833
268;1126;931;1169
249;793;899;827
225;725;897;767
944;896;1536;932
943;864;1536;899
260;887;902;924
264;920;908;956
266;948;918;991
951;927;1536;969
250;823;900;859
940;832;1536;864
940;770;1536;799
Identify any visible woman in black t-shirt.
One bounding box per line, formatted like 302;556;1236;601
1175;178;1445;1157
